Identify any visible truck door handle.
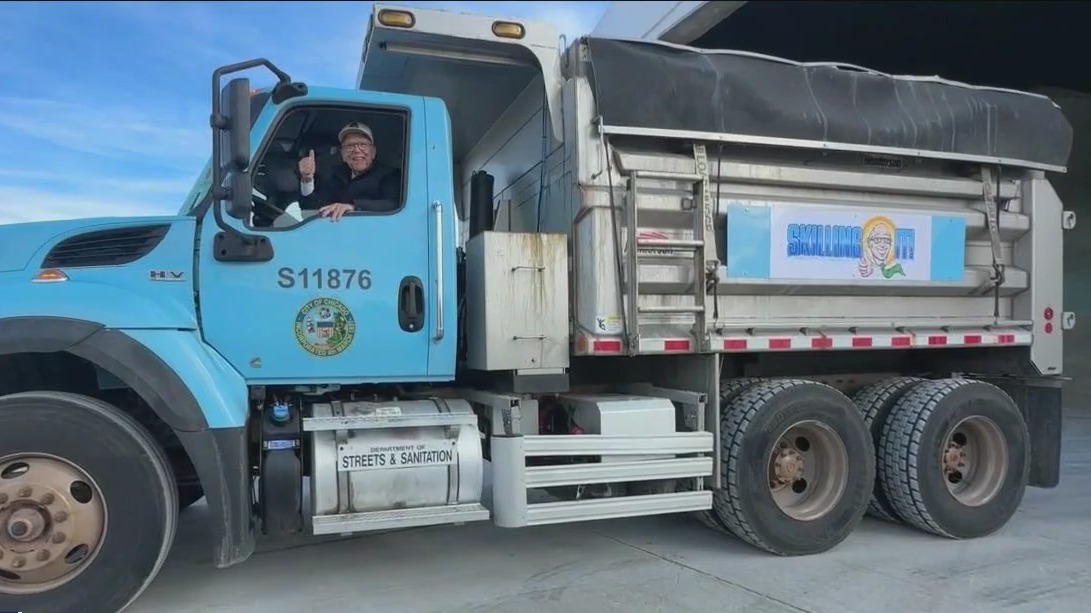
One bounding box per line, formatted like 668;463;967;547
398;276;425;333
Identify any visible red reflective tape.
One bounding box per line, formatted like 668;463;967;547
964;334;982;345
811;337;833;349
723;339;748;350
592;339;622;353
769;338;792;350
998;334;1016;344
851;337;873;348
663;339;690;351
892;336;912;347
928;335;947;346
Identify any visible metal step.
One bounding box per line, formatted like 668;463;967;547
311;502;491;535
525;491;712;527
525;457;713;488
522;433;713;456
638;305;705;314
636;237;704;250
631;170;704;182
489;431;714;528
302;411;474;431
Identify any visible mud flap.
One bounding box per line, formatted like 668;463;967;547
993;378;1064;489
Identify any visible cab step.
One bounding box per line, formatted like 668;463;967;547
311;503;491;535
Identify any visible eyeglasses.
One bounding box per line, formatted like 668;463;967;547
341;142;374;152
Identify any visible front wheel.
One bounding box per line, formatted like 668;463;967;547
0;391;178;613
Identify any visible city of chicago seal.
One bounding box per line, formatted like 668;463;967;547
294;297;357;357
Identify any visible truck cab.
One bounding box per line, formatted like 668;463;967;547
0;50;469;613
183;84;458;386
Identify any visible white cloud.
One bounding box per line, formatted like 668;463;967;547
0;96;208;171
0;185;179;226
0;169;194;225
0;169;194;195
0;1;608;225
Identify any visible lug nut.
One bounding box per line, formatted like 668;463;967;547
18;487;31;498
0;493;8;504
12;557;25;569
41;493;55;505
37;550;50;561
52;532;66;544
53;511;67;523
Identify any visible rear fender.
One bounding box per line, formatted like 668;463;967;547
0;316;255;568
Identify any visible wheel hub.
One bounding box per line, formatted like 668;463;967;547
771;448;806;486
0;454;107;596
767;421;850;522
5;508;47;542
940;416;1009;507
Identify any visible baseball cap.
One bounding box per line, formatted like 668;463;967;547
339;122;374;144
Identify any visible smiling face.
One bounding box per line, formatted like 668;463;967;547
867;223;893;263
340;133;376;175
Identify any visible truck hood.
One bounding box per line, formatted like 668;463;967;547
0;215;193;273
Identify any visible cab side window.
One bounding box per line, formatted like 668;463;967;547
248;106;409;229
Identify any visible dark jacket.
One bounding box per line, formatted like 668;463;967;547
300;162;402;213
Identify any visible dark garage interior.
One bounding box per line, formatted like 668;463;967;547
689;0;1091;408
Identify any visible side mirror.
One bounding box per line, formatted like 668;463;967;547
221;78;253;220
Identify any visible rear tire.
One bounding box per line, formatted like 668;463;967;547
0;391;177;613
712;379;874;556
877;378;1029;539
694;377;763;534
850;377;925;523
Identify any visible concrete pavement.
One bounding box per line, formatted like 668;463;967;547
130;409;1091;613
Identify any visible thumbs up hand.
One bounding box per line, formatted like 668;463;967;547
299;150;316;181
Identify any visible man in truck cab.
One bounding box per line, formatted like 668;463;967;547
298;121;402;221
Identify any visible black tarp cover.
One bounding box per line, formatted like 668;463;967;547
583;37;1073;170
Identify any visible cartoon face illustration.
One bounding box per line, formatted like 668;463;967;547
857;215;907;279
866;221;894;264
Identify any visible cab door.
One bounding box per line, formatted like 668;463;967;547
196;96;443;385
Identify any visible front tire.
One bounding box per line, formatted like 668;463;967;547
712;379;874;556
0;391;178;613
877;378;1029;539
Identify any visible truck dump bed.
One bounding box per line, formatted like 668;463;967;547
568;37;1073;376
358;5;1074;375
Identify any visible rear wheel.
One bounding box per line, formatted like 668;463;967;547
712;379;874;556
877;378;1029;539
693;377;763;534
0;391;177;613
850;377;925;523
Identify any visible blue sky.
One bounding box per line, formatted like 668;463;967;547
0;1;610;225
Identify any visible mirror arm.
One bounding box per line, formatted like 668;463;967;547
209;58;292;233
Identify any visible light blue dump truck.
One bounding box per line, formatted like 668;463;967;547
0;4;1076;612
